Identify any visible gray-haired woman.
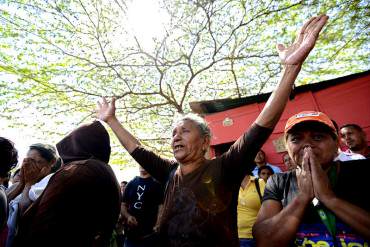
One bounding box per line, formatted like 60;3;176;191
97;15;328;247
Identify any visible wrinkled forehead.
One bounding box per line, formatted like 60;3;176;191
173;119;198;130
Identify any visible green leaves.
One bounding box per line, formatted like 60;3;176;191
0;0;368;167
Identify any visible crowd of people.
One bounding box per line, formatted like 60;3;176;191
0;14;369;247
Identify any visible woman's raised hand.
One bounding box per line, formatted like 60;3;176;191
277;14;328;66
97;97;116;123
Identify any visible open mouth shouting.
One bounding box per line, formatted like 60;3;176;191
173;144;184;152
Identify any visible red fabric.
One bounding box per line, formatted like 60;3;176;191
206;74;370;169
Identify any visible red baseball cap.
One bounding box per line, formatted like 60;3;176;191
285;111;336;134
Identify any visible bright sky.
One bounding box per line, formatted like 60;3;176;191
126;0;169;50
0;123;32;160
0;0;169;182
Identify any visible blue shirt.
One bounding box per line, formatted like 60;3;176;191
252;163;282;176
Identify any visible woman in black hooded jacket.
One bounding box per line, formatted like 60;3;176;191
13;121;121;247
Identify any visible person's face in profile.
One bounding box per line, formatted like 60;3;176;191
254;150;265;164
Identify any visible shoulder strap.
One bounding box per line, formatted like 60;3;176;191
255;177;263;203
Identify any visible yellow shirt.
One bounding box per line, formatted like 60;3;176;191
237;176;265;238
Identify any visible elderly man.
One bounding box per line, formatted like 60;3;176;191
253;111;370;246
340;124;370;158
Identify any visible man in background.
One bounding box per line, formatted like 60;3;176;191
252;150;281;177
122;166;163;247
340;124;370;158
120;181;128;196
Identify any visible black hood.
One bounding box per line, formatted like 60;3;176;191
56;121;111;164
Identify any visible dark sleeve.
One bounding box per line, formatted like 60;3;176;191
220;123;273;182
131;146;178;184
0;187;7;229
262;173;284;202
336;159;370;211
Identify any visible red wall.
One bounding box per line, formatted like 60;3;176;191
205;74;370;170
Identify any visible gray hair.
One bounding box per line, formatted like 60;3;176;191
174;113;212;139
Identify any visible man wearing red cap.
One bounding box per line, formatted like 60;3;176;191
253;111;370;246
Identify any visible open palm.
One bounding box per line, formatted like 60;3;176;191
97;97;116;123
278;15;328;65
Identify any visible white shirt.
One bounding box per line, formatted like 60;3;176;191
335;151;365;162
